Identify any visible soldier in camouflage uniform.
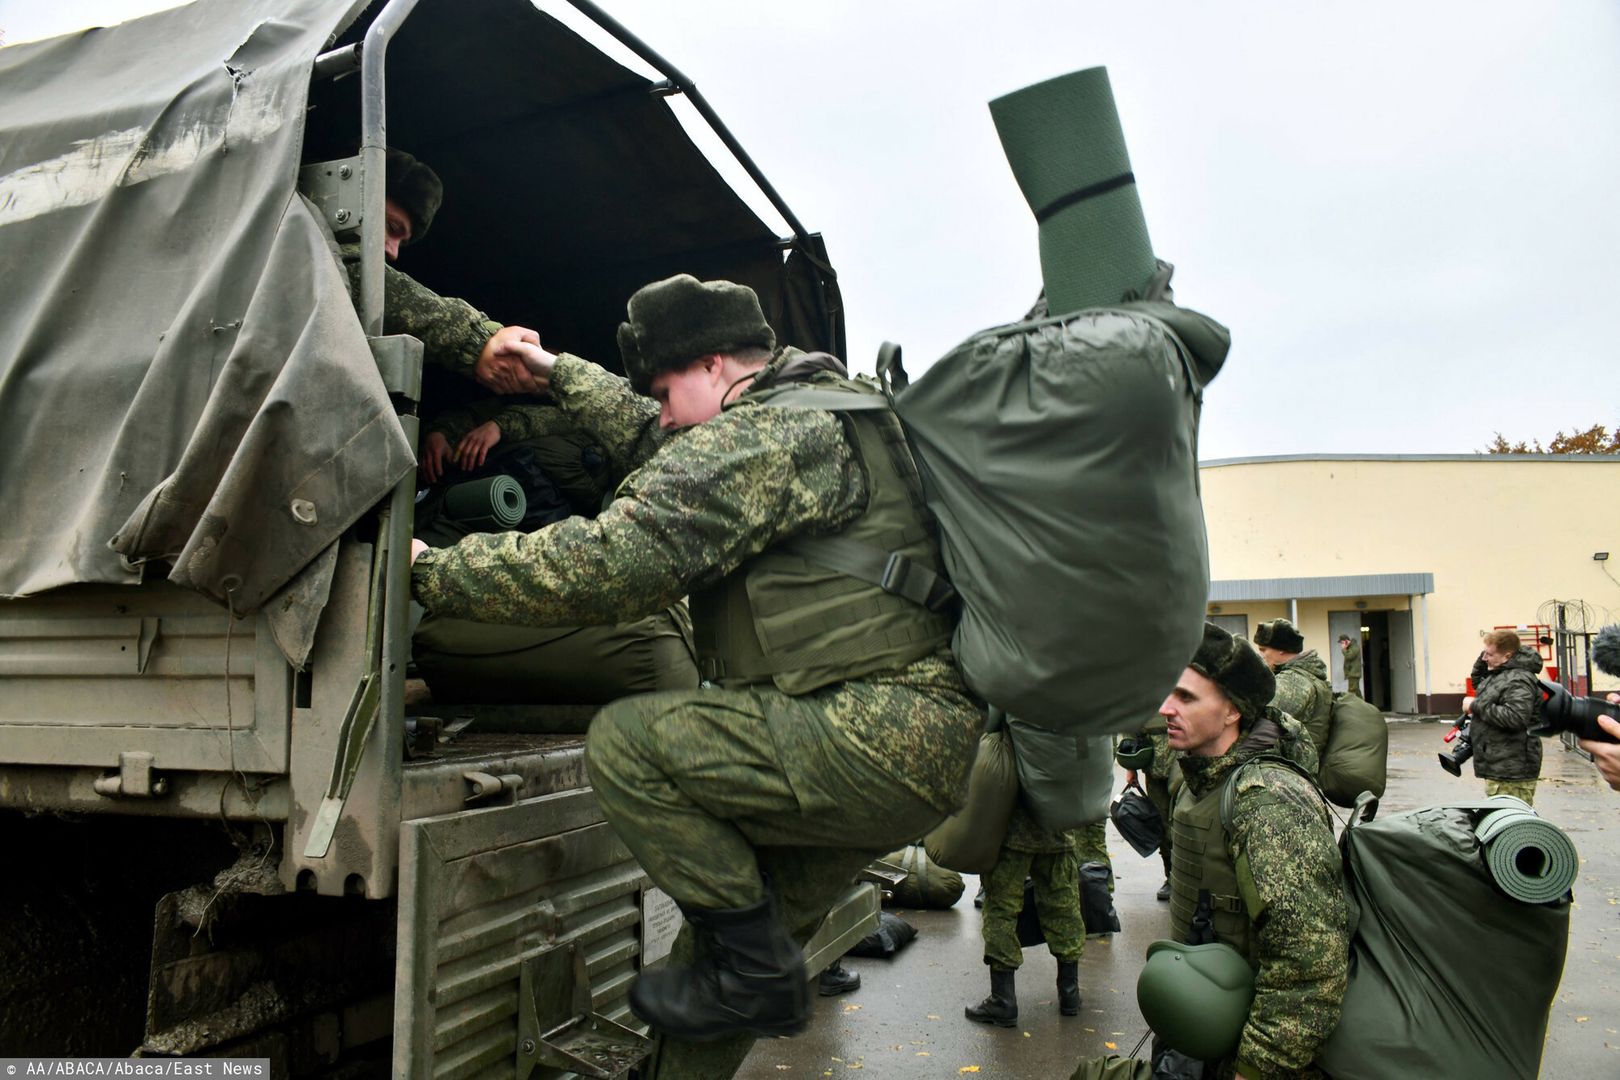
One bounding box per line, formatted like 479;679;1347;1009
1461;629;1542;805
1254;618;1333;757
339;149;541;396
410;274;982;1076
1337;634;1363;699
965;804;1084;1027
1159;622;1349;1080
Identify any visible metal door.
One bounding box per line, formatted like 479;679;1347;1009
1327;611;1362;693
1388;610;1417;713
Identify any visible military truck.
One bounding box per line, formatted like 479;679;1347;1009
0;0;868;1074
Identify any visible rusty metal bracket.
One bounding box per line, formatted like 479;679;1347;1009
92;751;170;798
516;944;649;1080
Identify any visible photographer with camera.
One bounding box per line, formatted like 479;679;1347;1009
1458;629;1542;804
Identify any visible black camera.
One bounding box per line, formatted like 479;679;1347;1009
1438;715;1473;776
1534;679;1620;743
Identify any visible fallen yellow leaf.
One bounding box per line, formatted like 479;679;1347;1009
1105;1042;1118;1050
960;1069;982;1075
916;1052;930;1057
1022;1032;1031;1038
926;1014;941;1020
1576;1016;1590;1023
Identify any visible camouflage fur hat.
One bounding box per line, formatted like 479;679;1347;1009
1189;621;1275;723
385;149;443;243
617;274;776;395
1253;618;1305;654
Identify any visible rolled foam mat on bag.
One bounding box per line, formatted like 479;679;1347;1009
1475;800;1579;904
442;475;526;531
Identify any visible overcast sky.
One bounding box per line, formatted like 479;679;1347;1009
5;0;1618;459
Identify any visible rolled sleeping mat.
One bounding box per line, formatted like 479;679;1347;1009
1475;797;1579;904
441;475;526;532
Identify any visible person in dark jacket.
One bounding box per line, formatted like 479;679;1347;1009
1461;629;1543;804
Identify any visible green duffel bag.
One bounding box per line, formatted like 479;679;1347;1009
881;844;966;910
1317;691;1388;808
1005;717;1115;833
923;719;1020;873
413;603;697;707
1067;1057;1151;1080
1313;797;1572;1080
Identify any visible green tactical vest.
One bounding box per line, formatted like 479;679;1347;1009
1168;721;1324;963
689;375;955;695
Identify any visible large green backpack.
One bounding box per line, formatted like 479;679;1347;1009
763;302;1226;742
1315;692;1389;808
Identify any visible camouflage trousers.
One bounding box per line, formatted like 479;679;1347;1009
1485;778;1538;806
980;845;1083;969
587;686;949;1080
1075;819;1114;890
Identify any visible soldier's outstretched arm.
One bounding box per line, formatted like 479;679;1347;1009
410;403;865;628
1228;778;1350;1080
497;345;666;476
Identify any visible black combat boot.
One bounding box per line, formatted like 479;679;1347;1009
1057;959;1081;1016
1156;880;1172;903
817;959;861;996
629;894;809;1041
963;967;1018;1027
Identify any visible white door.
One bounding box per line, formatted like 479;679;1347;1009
1388;610;1417;713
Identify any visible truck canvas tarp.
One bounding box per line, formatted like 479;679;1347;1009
0;0;842;664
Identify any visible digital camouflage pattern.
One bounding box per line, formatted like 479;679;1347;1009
1270;651;1333;756
413;350;984;813
341;243;499;376
979;842;1083;970
1484;778;1538;805
1175;710;1347;1080
1470;648;1543;783
426;397;582;444
1004;800;1076;854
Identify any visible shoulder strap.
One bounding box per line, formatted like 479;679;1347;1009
753;386;892;412
1218;753;1327;836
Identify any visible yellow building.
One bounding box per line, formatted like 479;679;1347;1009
1200;454;1620;714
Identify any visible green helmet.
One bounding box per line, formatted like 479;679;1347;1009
1114;736;1155;772
1136;940;1255;1062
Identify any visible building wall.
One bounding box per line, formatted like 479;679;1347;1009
1199;456;1620;711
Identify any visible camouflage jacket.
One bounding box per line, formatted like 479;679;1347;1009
340;243;499;377
1178;710;1347;1080
1469;649;1543;781
1271;651;1333;757
427;396;583;444
412;348;983;812
1003;800;1076;854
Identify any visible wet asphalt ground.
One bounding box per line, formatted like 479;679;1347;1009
738;719;1620;1079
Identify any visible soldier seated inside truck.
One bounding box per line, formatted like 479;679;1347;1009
342;148;541;396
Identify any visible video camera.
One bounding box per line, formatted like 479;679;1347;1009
1438;716;1472;776
1533;678;1620;742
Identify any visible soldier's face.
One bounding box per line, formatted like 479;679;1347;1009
1255;644;1284;667
650;356;727;430
1160;668;1241;757
1481;644;1511;670
383;198;413;262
